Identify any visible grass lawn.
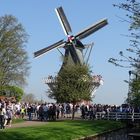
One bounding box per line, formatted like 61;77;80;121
0;120;125;140
12;118;25;124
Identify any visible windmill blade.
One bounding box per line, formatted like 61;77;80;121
75;19;108;40
34;40;65;58
55;6;72;36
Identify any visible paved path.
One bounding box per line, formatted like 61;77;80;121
6;120;48;129
6;114;81;129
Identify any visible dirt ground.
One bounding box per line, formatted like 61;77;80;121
6;120;48;129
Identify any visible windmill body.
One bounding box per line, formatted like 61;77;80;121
62;38;85;66
34;6;108;97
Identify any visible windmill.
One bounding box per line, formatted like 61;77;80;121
34;6;108;96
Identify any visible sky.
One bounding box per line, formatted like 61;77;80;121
0;0;131;105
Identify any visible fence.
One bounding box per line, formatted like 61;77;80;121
95;112;140;121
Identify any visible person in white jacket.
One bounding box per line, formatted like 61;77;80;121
0;105;6;129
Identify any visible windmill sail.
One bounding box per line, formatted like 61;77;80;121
75;19;108;40
34;40;65;58
55;6;72;36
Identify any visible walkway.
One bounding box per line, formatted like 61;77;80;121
6;120;48;129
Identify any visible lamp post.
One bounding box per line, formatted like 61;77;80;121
128;71;132;104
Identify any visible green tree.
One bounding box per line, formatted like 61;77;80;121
48;64;93;119
0;85;24;102
108;0;140;106
10;86;24;102
0;15;30;87
128;73;140;106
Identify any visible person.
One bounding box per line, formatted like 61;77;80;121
38;104;44;121
6;105;13;127
21;106;25;119
0;105;6;129
27;105;33;121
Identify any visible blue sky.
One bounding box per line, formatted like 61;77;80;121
0;0;131;105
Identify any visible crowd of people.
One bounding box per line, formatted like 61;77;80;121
0;98;140;129
0;99;74;129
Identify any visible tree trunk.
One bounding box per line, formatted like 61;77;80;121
72;103;76;120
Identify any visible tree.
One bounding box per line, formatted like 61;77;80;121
10;86;24;102
48;64;93;119
128;72;140;106
108;0;140;106
0;85;24;102
0;15;30;87
21;93;36;103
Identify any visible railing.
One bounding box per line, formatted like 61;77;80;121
44;76;57;84
95;112;140;121
44;75;103;84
